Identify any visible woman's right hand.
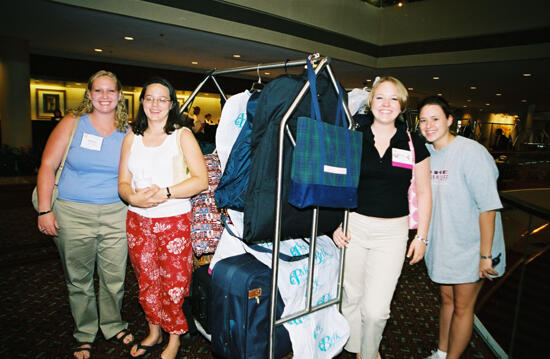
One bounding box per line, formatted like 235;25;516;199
131;184;167;208
332;225;351;248
37;212;59;237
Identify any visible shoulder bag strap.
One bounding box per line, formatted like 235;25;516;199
407;130;416;179
54;116;80;186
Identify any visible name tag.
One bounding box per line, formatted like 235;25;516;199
80;133;103;151
392;148;413;169
324;165;347;175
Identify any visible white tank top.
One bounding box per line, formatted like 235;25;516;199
127;128;192;218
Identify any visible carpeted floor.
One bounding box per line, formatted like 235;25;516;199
2;182;537;358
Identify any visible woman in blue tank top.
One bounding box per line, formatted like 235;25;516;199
36;70;133;359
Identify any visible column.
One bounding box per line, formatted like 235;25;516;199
0;37;31;148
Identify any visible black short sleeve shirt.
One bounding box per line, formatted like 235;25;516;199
355;119;429;218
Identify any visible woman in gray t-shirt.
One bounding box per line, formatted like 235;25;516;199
418;95;505;359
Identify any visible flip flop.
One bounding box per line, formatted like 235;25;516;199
74;342;93;359
112;329;135;347
129;341;163;358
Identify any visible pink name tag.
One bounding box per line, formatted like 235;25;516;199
392;148;413;169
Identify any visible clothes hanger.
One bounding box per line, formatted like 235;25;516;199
250;64;264;92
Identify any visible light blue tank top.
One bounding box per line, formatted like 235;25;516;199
57;114;127;204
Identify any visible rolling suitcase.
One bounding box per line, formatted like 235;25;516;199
210;253;292;359
190;264;212;334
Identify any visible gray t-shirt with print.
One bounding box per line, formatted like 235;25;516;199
425;136;506;284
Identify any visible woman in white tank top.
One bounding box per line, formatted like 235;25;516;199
119;77;207;359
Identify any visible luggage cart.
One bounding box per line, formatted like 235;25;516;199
182;53;354;359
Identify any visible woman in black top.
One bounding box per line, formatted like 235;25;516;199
333;77;432;359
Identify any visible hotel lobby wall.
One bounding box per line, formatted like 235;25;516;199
29;83;222;124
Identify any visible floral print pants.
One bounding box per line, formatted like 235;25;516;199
126;210;193;334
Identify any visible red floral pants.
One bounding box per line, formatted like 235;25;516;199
126;210;193;334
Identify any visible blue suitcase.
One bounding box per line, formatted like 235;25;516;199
210;253;292;359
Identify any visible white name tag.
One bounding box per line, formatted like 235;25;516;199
392;148;413;169
324;165;347;175
80;133;103;151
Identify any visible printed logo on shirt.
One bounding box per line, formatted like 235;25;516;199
431;169;448;184
234;113;246;128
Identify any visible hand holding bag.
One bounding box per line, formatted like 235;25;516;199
289;59;362;209
407;131;419;229
31;117;80;212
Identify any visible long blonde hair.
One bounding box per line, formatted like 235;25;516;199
70;70;129;131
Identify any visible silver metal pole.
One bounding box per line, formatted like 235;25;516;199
178;71;214;114
269;55;329;359
210;76;228;102
212;59;309;76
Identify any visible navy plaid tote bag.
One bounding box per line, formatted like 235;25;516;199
289;59;362;209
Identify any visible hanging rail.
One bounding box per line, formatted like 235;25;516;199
179;58;319;115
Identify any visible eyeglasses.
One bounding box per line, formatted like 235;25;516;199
143;96;171;105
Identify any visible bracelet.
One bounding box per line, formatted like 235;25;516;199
480;255;492;259
166;187;171;199
414;234;428;245
38;209;52;216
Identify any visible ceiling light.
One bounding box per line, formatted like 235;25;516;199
485;103;491;106
467;99;471;102
437;93;443;96
407;87;413;91
496;93;502;96
94;48;103;52
233;54;241;58
522;73;532;77
463;105;468;108
124;36;134;41
469;86;477;90
432;76;439;80
397;2;404;7
366;79;372;82
521;99;527;102
191;61;198;65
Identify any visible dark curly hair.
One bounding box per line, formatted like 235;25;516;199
132;77;184;135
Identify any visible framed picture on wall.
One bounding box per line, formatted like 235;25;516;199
36;89;66;119
123;92;134;120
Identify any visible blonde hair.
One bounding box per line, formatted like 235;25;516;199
367;76;408;113
70;70;129;131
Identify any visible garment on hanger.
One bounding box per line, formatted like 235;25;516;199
215;90;252;172
215;91;261;211
244;70;344;244
347;87;369;115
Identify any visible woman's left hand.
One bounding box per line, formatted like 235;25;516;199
479;258;498;280
406;238;426;265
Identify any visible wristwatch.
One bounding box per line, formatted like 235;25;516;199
414;234;428;245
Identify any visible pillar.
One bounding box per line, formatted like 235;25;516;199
0;37;31;148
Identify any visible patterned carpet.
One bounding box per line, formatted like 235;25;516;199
0;182;530;358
